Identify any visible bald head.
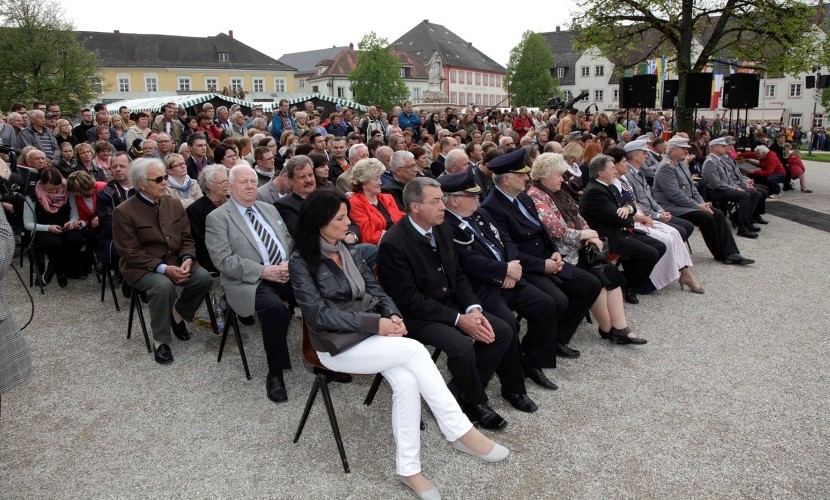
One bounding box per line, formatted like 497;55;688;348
375;146;394;168
444;149;470;174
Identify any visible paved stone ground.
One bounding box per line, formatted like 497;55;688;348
1;161;828;499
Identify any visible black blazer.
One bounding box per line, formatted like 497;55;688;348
579;179;641;259
274;193;304;236
377;216;481;333
380;179;405;211
480;189;560;276
429;155;446;177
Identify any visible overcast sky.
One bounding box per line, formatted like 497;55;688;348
56;0;580;67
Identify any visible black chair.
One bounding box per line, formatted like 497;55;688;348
22;231;45;295
126;286;152;353
294;320;350;473
99;263;120;311
216;297;251;380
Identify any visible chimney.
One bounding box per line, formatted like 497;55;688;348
556;25;560;32
349;42;354;50
228;30;234;39
113;30;119;34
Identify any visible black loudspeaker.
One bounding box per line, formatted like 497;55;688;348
683;73;713;108
662;79;679;108
820;75;830;88
723;74;759;109
629;74;657;108
806;75;816;89
619;77;634;108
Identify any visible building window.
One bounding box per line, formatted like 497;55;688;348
467;92;473;104
490;75;495;86
230;77;243;93
400;67;407;78
475;73;481;85
413;87;421;100
789;83;802;98
177;76;191;92
581;66;590;77
219;52;230;62
298;79;305;88
595;65;604;77
117;74;130;92
337;86;346;98
312;85;319;93
144;75;158;92
450;70;456;83
91;76;103;94
764;84;776;98
483;74;489;87
466;72;472;85
612;88;619;102
475;93;481;104
814;114;824;128
497;76;502;88
253;78;264;93
274;78;286;93
556;68;565;78
205;77;218;91
790;114;801;126
450;92;458;103
595;89;604;101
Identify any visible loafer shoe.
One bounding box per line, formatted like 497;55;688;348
170;314;190;341
522;363;558;390
451;439;509;462
266;374;287;403
754;216;769;224
238;315;256;326
397;475;441;500
555;343;580;359
154;344;174;364
502;392;538;413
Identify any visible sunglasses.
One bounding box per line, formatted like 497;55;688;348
149;174;169;184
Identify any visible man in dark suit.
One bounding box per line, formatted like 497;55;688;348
481;149;601;358
377;177;519;430
440;170;558;396
113;157;213;365
579;154;666;304
274;155;319;236
429;136;458;177
96;152;134;280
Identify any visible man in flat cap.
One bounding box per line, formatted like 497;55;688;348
653;136;754;265
481;149;601;363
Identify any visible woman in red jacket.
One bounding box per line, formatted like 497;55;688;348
348;158;404;245
66;170;107;275
744;145;786;198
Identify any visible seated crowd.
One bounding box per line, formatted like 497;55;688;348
4;98;791;498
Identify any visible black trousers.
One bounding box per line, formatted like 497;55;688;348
525;265;602;344
33;229;85;274
255;280;293;372
608;232;665;290
663;217;695;241
486;281;559;369
708;188;760;232
408;312;519;404
750;185;768;216
678;208;739;261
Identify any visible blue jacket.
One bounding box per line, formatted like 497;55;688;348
271;112;298;137
398;111;421;142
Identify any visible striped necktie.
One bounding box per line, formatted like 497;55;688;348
246;208;282;264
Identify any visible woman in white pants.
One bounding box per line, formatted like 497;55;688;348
289;189;508;500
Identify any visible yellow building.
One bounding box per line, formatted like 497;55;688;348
77;30;296;103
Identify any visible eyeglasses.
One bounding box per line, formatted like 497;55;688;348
149;175;169;184
210;179;229;185
170;162;186;168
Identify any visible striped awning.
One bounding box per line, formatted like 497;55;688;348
106;93;253;114
259;93;368;112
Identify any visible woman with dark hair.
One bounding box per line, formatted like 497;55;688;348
182;116;199;143
409;146;434;178
289;189;508;499
125;111;152;147
213;144;239;169
22;167;86;287
426;112;442;136
309;153;333;190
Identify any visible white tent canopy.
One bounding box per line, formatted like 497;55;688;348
107;92;368;115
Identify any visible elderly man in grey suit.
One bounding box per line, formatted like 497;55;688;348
206;165;295;403
652;136;753;265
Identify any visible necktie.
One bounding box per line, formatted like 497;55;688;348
513;198;540;226
246;208;282;264
425;231;435;248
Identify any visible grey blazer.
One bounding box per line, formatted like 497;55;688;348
205;200;293;317
652;158;703;216
701;154;737;192
626;163;663;218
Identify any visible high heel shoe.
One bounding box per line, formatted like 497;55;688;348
678;276;705;294
398;475;441;500
598;327;613;341
451;439;509;462
611;327;647;345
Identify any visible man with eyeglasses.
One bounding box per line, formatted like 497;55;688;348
381;150;418;210
376;177;516;430
155;133;175;159
113;157;213;366
253;146;276;187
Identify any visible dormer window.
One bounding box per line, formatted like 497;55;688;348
219;52;230;62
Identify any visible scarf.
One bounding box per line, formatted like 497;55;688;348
35;180;69;214
167;175;192;196
254;165;275;179
320;238;365;299
532;180;584;230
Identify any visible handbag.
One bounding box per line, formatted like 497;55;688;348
578;237;609;268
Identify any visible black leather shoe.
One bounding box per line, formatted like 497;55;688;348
598;328;613;340
749;225;761;232
624;288;639;304
754;216;769;224
313;367;353;384
238;315;256;326
611;327;647;345
43;264;55;285
555;343;580;359
724;254;755;266
466;403;507;430
170;314;191;341
266;373;287;403
154;344;174;364
56;273;68;288
736;229;758;239
502;392;538;413
522;364;558;390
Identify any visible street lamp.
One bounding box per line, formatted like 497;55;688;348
808;67;821;156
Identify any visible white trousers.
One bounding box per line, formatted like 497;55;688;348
318;336;473;475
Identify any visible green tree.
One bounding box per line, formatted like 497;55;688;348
572;0;821;133
348;32;410;111
505;31;560;107
0;0;101;113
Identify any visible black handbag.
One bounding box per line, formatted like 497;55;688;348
578;237;609;268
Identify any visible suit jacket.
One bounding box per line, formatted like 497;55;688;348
380;178;406;211
113;194;199;285
701;154;740;193
205;200;293;317
274;192;304;236
429;154;446;177
377;216;480;333
579;180;643;259
626;163;663;218
652;159;704;215
348;192;404;245
480;188;570;278
152;116;183;144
